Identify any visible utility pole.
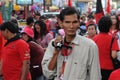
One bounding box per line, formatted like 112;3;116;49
43;0;46;12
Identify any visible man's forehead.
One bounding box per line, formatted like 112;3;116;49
63;14;78;21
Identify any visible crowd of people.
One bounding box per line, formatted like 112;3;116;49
0;6;120;80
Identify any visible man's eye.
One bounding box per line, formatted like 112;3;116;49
65;21;70;23
73;21;78;23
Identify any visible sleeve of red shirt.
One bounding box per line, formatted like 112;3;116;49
112;38;119;51
17;40;30;61
0;32;6;61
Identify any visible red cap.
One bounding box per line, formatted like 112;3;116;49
23;28;34;38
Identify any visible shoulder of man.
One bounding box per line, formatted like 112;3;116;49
77;35;97;46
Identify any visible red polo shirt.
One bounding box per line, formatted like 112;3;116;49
109;68;120;80
93;33;119;70
0;32;6;61
2;39;30;80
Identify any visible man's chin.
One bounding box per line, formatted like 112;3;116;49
67;34;76;37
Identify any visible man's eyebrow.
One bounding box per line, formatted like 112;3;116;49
64;21;71;23
73;20;78;23
64;20;78;23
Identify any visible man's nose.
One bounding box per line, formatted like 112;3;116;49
70;23;74;28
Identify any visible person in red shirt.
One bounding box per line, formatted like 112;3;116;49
109;68;120;80
0;31;6;79
93;16;119;80
109;14;120;61
0;21;31;80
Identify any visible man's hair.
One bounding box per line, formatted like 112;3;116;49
11;18;18;26
87;14;94;19
98;16;112;33
59;7;80;21
26;16;34;25
87;24;97;30
0;21;19;33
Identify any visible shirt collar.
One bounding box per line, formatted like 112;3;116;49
71;35;79;46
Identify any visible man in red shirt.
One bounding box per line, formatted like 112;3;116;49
109;68;120;80
0;21;31;80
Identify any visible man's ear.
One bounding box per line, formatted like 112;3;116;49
5;29;10;34
59;20;63;28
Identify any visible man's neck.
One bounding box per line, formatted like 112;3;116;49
8;34;17;40
65;35;76;43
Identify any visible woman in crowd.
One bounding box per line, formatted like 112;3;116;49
34;20;53;51
110;14;119;36
93;16;119;80
21;28;44;80
110;14;120;61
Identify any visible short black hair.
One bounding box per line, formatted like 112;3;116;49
11;18;18;26
87;14;94;19
87;24;97;30
0;21;19;33
59;7;80;21
26;16;34;25
98;16;112;33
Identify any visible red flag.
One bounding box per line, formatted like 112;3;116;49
0;12;3;24
68;0;72;7
95;0;104;24
106;0;110;14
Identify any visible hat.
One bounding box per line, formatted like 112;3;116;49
22;28;34;38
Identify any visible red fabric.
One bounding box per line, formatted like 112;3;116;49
86;21;96;29
59;43;74;79
95;0;104;24
0;13;4;60
109;29;118;37
93;33;119;70
68;0;72;7
2;39;30;80
45;20;50;32
24;27;34;38
0;32;6;61
0;13;3;24
95;13;104;24
106;0;111;14
109;69;120;80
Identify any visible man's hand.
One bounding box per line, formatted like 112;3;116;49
20;60;30;80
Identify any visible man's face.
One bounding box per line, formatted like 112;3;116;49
87;25;96;37
62;14;80;37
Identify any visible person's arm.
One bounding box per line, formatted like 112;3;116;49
111;51;117;59
20;60;30;80
42;38;62;79
48;49;59;70
48;35;62;70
